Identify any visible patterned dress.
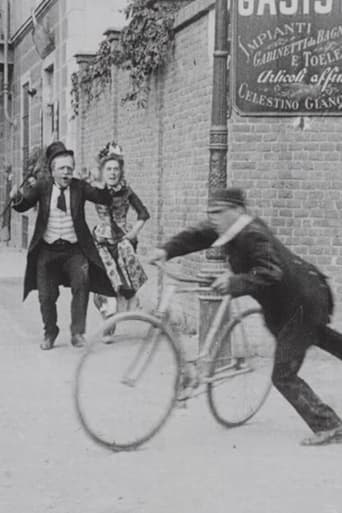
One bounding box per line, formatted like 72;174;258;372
93;184;150;300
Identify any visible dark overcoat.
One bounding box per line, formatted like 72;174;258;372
162;217;334;331
13;177;115;300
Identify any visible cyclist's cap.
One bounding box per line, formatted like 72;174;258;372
209;188;246;208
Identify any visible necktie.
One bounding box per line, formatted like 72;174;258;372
57;188;67;212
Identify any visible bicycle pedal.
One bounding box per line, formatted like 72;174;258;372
234;358;249;370
176;401;189;413
121;377;136;387
150;309;168;321
177;385;194;402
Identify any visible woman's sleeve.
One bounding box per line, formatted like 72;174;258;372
128;188;150;221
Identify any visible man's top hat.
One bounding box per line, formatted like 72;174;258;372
46;141;74;170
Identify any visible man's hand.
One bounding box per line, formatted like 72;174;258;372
9;184;19;199
27;176;37;188
147;248;167;265
124;230;138;242
212;272;231;295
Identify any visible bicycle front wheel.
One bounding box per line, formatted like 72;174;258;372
75;313;181;451
207;308;275;428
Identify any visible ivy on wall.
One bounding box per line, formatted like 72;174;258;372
71;0;186;115
23;146;50;183
71;39;113;116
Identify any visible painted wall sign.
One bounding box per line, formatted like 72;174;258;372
232;0;342;115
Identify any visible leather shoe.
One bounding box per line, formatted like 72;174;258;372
102;324;116;344
40;328;59;350
71;333;86;348
301;425;342;446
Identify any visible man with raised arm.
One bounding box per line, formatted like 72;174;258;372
149;187;342;446
10;141;115;350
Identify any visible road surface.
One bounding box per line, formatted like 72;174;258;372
0;273;342;513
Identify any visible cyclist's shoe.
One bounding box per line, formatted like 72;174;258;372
234;357;248;370
177;364;198;402
102;323;116;344
301;425;342;446
177;387;192;402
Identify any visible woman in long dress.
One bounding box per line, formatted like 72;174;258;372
92;142;150;338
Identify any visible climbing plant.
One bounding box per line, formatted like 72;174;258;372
25;146;49;180
71;38;114;117
70;0;185;114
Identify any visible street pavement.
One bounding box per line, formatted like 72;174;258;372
0;246;342;513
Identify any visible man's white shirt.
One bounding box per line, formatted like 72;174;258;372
43;184;77;244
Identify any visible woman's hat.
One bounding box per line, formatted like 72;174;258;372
97;141;124;165
46;141;74;170
209;188;246;208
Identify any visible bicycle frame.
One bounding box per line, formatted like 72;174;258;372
154;266;263;391
97;264;257;395
153;270;231;359
156;266;256;388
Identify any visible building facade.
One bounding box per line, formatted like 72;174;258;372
74;0;342;327
2;0;342;330
0;0;124;246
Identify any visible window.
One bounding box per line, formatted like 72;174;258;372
42;63;58;143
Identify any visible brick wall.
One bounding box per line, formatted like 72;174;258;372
77;0;342;328
5;0;342;331
77;1;214;329
229;114;342;322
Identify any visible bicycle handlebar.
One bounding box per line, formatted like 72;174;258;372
152;261;215;286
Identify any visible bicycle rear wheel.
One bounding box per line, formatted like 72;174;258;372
207;308;275;428
75;313;181;451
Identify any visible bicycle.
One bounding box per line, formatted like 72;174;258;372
74;263;275;451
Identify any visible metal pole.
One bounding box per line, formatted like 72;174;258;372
209;0;228;194
198;0;229;348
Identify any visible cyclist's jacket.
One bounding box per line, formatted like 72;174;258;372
161;216;333;332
